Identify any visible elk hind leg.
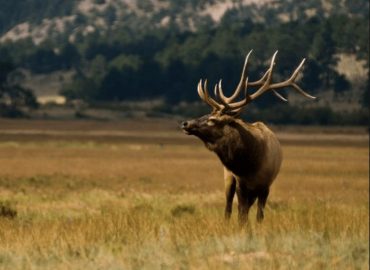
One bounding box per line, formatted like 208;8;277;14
224;171;236;220
257;188;269;223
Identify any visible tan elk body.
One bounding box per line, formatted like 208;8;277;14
181;51;316;225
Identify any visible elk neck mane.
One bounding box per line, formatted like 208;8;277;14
205;119;267;177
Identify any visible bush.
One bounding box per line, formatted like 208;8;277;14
0;201;17;219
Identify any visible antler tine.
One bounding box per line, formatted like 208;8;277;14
249;55;316;101
289;58;306;81
197;79;223;110
213;82;219;98
214;80;238;110
197;79;204;99
216;50;253;105
247;50;278;87
214;79;224;100
232;50;253;100
248;50;278;99
266;50;278;82
214;80;227;108
215;79;233;106
273;58;316;100
248;67;270;87
220;50;278;111
273;90;288;102
291;82;317;100
222;77;251;111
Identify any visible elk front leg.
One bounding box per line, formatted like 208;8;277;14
224;168;236;220
236;185;257;227
257;188;269;223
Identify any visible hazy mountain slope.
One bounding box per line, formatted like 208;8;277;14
1;0;367;45
0;0;368;119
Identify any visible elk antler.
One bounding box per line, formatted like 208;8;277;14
198;51;316;115
197;79;223;112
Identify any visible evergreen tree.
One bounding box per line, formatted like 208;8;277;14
0;52;38;117
310;21;350;92
310;21;336;88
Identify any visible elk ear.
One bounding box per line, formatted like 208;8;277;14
207;116;218;126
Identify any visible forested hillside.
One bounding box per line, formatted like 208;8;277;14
0;0;368;124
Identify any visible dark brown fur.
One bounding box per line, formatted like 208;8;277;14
182;51;315;225
181;114;282;225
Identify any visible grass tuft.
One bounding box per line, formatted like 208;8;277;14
171;204;196;217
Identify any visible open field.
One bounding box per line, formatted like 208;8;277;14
0;119;368;269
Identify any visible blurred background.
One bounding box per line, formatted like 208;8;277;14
0;0;368;125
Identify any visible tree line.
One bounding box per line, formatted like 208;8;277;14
58;14;367;105
0;8;368;123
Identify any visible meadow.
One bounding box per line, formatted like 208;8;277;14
0;119;368;269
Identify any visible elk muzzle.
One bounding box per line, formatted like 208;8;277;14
180;119;198;135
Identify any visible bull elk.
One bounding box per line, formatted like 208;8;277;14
181;51;316;225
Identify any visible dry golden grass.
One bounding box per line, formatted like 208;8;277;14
0;119;368;269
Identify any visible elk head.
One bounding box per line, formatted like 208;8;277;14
181;50;316;144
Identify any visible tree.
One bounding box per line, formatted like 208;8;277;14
23;47;61;73
300;60;323;93
59;43;81;69
0;55;38;117
310;21;350;93
361;60;369;109
103;5;117;26
310;21;336;87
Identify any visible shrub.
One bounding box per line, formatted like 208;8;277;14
0;201;17;219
